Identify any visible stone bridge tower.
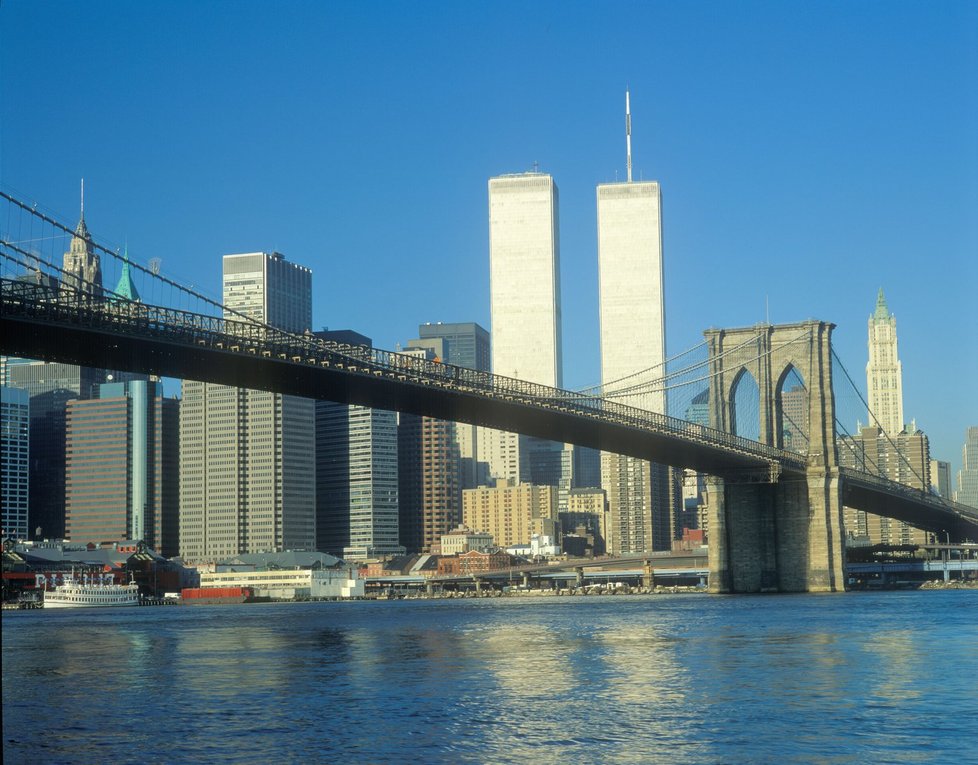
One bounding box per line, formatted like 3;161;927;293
703;321;846;593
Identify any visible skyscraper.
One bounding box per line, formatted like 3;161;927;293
1;386;30;540
487;172;565;485
407;322;490;489
488;173;562;387
61;182;102;297
8;361;104;539
866;288;904;435
179;252;315;561
596;93;673;554
65;379;178;552
315;329;404;560
956;427;978;508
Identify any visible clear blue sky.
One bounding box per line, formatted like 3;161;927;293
2;1;976;479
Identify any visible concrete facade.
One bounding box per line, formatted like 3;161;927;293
704;321;846;593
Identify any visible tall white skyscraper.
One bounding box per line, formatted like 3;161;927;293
597;93;673;554
488;173;562;387
179;252;315;561
866;288;904;435
487;172;565;485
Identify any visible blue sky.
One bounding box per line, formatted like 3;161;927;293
2;1;976;479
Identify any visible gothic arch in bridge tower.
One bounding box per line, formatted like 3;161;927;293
703;321;846;593
728;367;760;441
775;364;809;454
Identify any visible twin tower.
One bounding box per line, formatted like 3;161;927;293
486;99;667;556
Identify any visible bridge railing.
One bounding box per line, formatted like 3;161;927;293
1;279;807;470
839;465;978;522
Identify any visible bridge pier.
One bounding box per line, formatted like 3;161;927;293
708;469;846;593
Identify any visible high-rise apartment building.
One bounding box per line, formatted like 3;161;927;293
596;103;673;554
955;427;978;508
462;480;558;549
487;172;566;486
65;380;178;553
179;252;315;561
866;289;904;435
1;386;30;540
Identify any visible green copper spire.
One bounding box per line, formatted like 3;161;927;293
113;248;141;302
873;287;890;320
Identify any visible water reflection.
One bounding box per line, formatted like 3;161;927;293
3;594;976;765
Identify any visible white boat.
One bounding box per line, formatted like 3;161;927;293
42;576;140;609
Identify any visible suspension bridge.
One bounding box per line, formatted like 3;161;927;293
2;190;976;592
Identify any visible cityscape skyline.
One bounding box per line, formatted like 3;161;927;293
2;1;975;477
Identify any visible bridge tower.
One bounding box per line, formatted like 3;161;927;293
703;321;846;593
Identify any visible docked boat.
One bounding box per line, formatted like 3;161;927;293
42;576;140;609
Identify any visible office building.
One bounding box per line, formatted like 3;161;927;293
487;172;566;486
412;321;490;371
462;479;558;549
407;322;490;489
318;401;402;560
1;386;30;540
956;427;978;508
179;252;315;561
65;380;178;553
397;347;460;554
315;330;403;560
7;361;104;539
866;289;904;435
596;99;673;554
929;459;951;500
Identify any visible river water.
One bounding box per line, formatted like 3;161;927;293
3;591;976;764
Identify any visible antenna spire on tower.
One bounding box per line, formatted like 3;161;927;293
80;178;85;220
625;90;633;183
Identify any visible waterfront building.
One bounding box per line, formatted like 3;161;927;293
487;172;566;486
179;252;316;561
840;424;931;545
462;479;558;549
866;289;904;435
929;459;951;499
955;427;978;508
65;379;178;554
439;527;494;556
596;121;673;553
1;386;30;540
7;360;104;539
200;568;363;599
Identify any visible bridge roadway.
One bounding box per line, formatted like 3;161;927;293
2;280;977;540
